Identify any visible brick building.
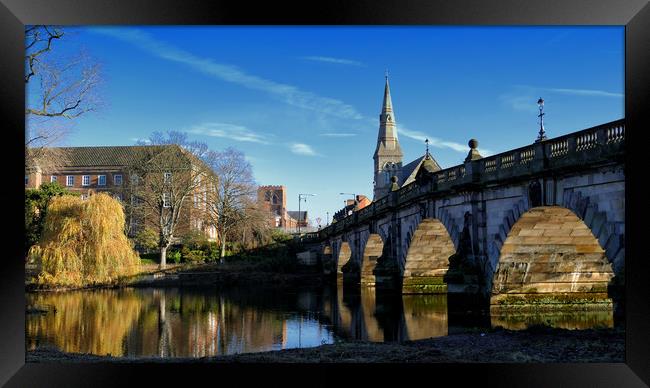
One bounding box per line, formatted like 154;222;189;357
257;185;309;230
25;145;218;242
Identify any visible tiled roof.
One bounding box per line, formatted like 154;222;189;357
47;145;180;167
400;154;442;186
287;211;307;220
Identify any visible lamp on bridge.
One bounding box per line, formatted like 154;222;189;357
298;193;316;234
535;97;547;143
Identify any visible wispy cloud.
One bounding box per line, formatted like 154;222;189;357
186;122;269;144
290;143;319;156
130;137;151;144
499;90;540;113
500;85;623;113
319;132;357;137
399;126;493;155
544;88;623;98
302;56;365;67
92;28;364;120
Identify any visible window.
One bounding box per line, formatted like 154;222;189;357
25;175;29;185
130;174;139;185
164;172;172;184
193;193;199;208
82;175;90;186
98;175;106;186
50;176;57;183
114;174;123;186
66;176;74;187
163;193;171;208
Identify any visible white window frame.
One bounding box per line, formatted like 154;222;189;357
82;175;90;186
130;174;139;185
66;175;74;187
164;172;172;184
50;176;57;183
98;175;106;186
114;174;123;186
163;193;171;208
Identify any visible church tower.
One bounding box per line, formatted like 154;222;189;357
373;74;404;200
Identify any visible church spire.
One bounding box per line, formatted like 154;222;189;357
373;72;403;200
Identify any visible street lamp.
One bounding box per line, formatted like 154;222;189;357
298;193;315;234
535;97;547;142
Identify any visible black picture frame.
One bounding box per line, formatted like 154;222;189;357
1;0;648;386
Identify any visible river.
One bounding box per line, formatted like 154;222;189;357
26;285;615;358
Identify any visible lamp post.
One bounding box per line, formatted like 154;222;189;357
298;193;315;234
326;211;329;226
535;97;547;142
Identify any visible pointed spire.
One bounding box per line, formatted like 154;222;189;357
382;71;393;115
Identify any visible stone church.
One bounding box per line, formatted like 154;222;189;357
373;75;442;200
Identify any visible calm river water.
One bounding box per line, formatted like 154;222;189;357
26;286;615;358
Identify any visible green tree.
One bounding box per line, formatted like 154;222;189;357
25;182;76;257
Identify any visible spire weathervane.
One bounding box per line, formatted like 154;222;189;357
425;138;430;159
385;68;389;80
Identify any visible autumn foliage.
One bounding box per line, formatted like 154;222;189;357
29;193;140;287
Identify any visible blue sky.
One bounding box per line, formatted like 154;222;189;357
39;26;624;226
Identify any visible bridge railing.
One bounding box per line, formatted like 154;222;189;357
317;119;624;240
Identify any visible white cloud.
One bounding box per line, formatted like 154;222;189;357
130;137;151;144
545;88;623;98
302;56;365;67
319;133;357;137
186;122;269;144
399;126;493;155
290;143;319;156
92;28;364;120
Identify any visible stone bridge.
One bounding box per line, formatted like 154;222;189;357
305;119;625;308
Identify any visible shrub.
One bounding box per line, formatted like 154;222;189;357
168;248;182;264
133;228;158;252
183;249;206;264
181;230;210;251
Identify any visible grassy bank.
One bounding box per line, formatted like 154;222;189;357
26;326;624;363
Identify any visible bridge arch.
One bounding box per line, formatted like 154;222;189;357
336;242;352;277
402;218;457;294
490;206;614;307
360;233;384;286
322;244;334;275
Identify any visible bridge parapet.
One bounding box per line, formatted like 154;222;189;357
317;119;624;241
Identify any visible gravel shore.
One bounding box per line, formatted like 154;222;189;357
27;326;624;363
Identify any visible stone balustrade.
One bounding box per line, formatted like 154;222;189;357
316;119;625;240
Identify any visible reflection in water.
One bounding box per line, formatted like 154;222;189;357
402;294;448;340
27;287;333;358
26;285;616;358
491;309;614;330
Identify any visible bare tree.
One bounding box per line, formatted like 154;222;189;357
205;148;259;260
25;26;102;174
127;132;215;268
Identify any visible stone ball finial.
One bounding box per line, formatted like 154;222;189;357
468;139;479;149
391;176;398;183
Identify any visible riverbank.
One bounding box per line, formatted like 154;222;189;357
26;326;624;363
25;260;324;292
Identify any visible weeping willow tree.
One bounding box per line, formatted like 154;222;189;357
29;192;140;287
